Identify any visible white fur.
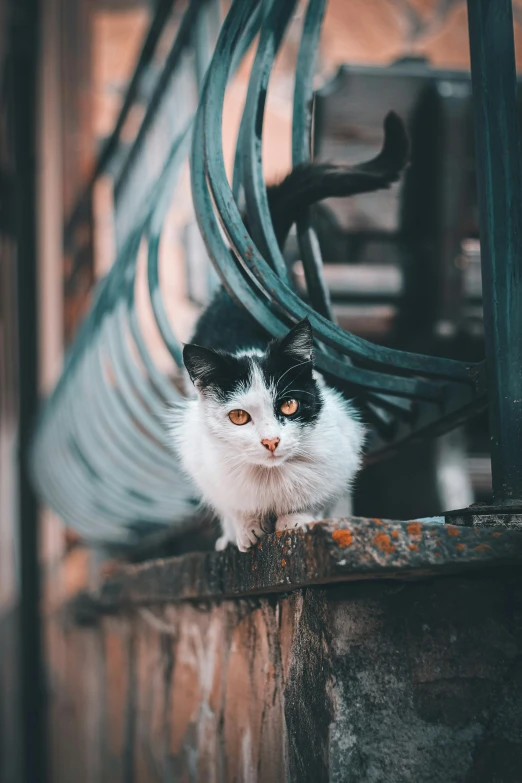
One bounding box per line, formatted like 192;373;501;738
169;365;364;551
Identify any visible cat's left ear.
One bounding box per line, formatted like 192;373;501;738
277;318;314;363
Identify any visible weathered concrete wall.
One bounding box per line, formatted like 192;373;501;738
49;567;522;782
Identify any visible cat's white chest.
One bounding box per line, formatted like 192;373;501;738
170;376;364;525
190;450;276;515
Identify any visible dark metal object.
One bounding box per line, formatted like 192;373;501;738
446;503;522;529
9;0;48;779
0;166;16;236
114;0;201;202
467;0;522;507
292;0;332;320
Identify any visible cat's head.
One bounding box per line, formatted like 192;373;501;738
183;319;323;467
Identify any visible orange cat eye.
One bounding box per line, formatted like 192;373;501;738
229;409;251;425
280;399;299;416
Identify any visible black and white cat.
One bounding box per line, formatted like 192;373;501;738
172;318;364;551
170;112;408;551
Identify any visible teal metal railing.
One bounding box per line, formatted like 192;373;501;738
31;0;522;545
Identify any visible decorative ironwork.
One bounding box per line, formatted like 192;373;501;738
31;0;522;543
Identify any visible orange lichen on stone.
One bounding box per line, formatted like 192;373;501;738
446;526;460;536
281;558;287;567
455;544;466;552
391;530;399;539
475;544;492;552
491;532;502;538
372;518;383;526
408;544;418;551
407;522;422;536
332;529;354;548
374;533;396;554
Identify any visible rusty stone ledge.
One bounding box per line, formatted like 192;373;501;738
97;516;522;609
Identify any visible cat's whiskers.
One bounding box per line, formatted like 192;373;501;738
219;452;250;470
278;389;315;400
275;359;312;396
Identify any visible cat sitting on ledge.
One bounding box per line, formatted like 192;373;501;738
169;112;408;550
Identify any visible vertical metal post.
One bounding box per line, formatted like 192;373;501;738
11;0;48;779
467;0;522;505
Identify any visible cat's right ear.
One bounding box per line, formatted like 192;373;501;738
278;318;314;363
183;344;226;389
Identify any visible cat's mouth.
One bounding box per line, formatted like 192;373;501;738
263;450;289;466
248;449;288;467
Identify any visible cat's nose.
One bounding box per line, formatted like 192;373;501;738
261;437;280;452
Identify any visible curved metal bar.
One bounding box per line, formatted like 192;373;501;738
41;399;136;534
239;0;295;280
93;341;170;481
114;0;202;200
289;0;421;430
85;347;176;490
72;369;179;507
64;0;176;248
113;304;167;414
99;321;177;471
39;226;145;420
126;254;179;403
146;233;184;369
32;230;186;540
231;0;269;201
46;353;157;520
289;0;415;430
199;0;478;387
39;345;190;532
105;312;168;445
191;5;459;400
291;0;333;320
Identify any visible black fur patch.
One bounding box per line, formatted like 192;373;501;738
183;343;253;401
189;287;269;355
184;320;323;425
260;320;323;425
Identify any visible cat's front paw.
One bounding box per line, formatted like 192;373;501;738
215;534;233;551
276;512;316;532
236;521;266;552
